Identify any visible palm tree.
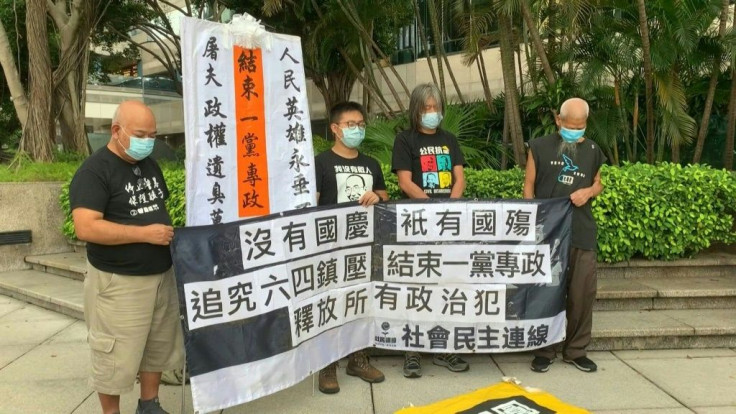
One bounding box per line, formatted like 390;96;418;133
692;0;731;163
451;0;496;112
725;4;736;171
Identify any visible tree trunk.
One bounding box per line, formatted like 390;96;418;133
413;0;438;86
441;52;465;104
501;103;509;170
477;53;495;113
692;0;730;164
520;0;555;87
614;77;632;161
636;0;655;164
499;13;525;167
338;0;411;98
47;0;97;155
0;21;29;128
20;0;54;162
633;89;639;161
724;5;736;171
724;70;736;170
426;0;446;100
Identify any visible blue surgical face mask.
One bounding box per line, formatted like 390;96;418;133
341;127;365;149
118;127;155;161
421;112;443;130
560;127;585;143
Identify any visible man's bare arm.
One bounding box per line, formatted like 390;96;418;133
72;208;173;246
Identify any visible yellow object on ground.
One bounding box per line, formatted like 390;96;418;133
395;378;589;414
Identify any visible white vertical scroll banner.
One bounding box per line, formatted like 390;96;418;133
182;16;316;227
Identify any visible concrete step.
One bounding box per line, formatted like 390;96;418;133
69;239;86;255
590;309;736;350
0;269;83;320
595;276;736;311
598;252;736;279
25;252;86;281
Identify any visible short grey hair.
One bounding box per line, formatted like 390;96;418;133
559;98;589;120
409;83;443;131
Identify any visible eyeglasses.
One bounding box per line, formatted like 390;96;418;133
337;121;366;131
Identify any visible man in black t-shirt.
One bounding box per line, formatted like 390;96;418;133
523;97;606;374
314;101;388;394
70;101;183;414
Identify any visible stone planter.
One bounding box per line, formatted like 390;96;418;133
0;182;72;272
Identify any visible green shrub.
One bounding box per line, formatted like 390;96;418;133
59;162;736;263
593;163;736;262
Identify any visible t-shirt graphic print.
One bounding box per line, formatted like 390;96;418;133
335;167;375;203
420;145;453;192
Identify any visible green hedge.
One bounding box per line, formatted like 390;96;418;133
60;163;736;263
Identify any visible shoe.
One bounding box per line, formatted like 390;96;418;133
564;356;597;372
403;352;422;378
318;362;340;394
346;351;385;383
432;353;469;372
531;356;554;373
135;397;168;414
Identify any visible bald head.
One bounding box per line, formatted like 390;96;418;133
559;98;589;121
108;100;157;162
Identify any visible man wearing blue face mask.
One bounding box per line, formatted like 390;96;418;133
70;101;183;414
314;101;388;394
523;97;606;374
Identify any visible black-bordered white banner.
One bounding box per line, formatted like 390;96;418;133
171;198;571;412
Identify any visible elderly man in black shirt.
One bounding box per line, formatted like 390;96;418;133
523;97;606;374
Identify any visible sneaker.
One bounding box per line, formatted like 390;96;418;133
135;397;168;414
318;362;340;394
432;353;469;372
564;356;597;372
531;356;554;373
403;352;422;378
346;351;385;383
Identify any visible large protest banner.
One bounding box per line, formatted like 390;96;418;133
181;16;316;226
171;198;571;413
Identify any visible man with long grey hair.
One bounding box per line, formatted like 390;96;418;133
392;83;468;378
523;97;606;374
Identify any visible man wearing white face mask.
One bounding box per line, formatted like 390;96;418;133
314;101;388;394
392;83;468;378
523;97;606;374
70;101;183;414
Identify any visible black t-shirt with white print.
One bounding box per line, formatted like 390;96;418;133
529;133;606;250
315;149;386;206
70;146;172;275
391;129;466;198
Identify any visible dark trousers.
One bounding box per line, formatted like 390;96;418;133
535;248;597;360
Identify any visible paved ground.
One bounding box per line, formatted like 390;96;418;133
1;295;735;414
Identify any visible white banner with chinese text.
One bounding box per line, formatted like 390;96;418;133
171;198;571;412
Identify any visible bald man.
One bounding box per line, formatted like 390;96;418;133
523;97;606;374
70;101;183;414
